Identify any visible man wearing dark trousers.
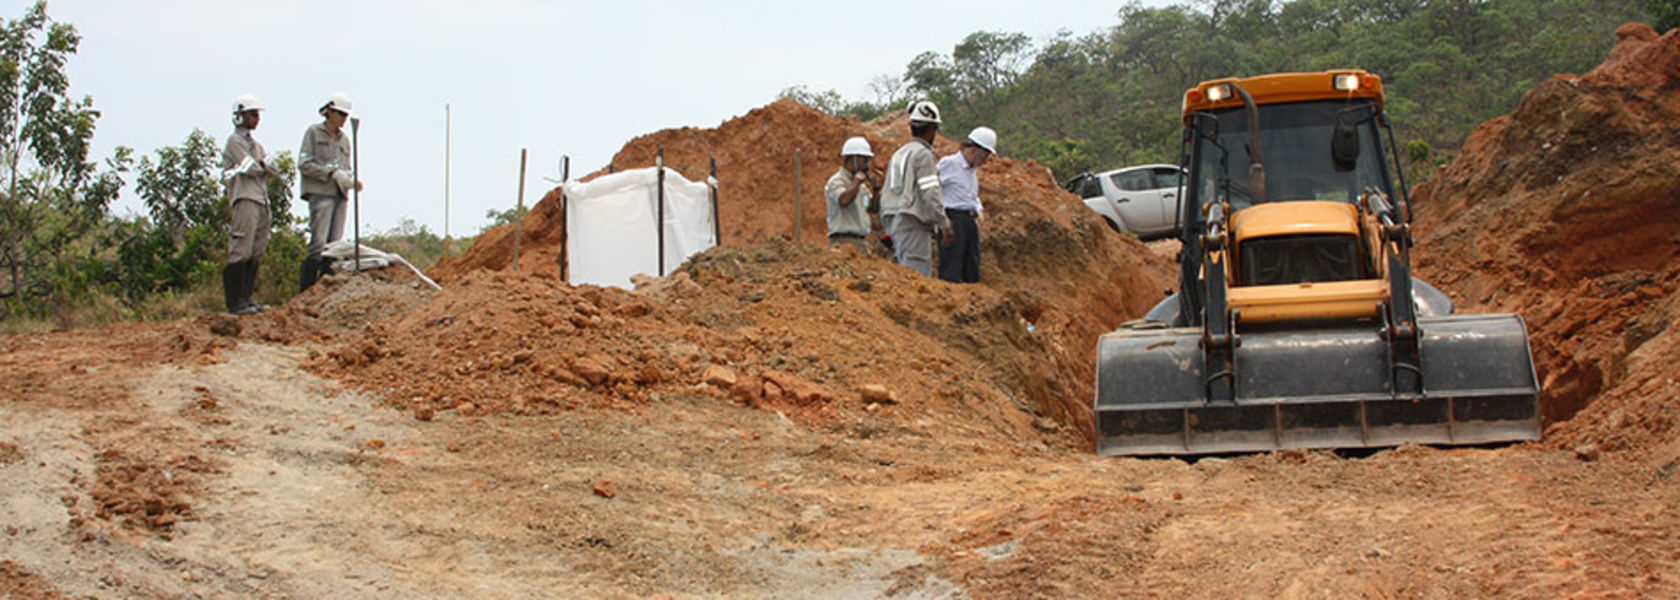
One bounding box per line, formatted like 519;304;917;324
221;94;281;315
937;126;996;283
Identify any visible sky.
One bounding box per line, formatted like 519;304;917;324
20;0;1143;237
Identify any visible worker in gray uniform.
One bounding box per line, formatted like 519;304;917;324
824;136;879;251
297;92;362;291
878;100;952;276
221;93;281;315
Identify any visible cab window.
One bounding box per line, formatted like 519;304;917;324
1111;170;1152;192
1079;176;1104;199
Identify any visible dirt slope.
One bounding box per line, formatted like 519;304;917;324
429;99;1176;438
1412;23;1680;462
5;301;1678;599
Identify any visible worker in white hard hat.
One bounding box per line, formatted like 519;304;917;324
936;126;996;283
296;92;362;291
878;100;952;276
220;93;282;315
823;136;881;251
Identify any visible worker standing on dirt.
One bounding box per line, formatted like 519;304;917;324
880;100;952;276
936;127;996;283
297;93;362;292
824;136;880;251
221;94;281;316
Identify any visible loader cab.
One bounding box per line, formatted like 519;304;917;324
1173;71;1410;327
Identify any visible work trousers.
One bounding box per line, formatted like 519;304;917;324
938;209;981;283
227;199;271;264
888;213;934;277
304;193;348;258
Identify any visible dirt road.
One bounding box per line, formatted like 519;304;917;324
4;317;1676;599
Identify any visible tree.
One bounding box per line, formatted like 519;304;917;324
0;1;128;301
776;85;846;114
482;205;528;232
136;129;223;237
1654;0;1680;32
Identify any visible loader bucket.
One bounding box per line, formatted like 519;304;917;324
1093;313;1539;456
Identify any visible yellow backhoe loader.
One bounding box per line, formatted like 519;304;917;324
1095;71;1540;456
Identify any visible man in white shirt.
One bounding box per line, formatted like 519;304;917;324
936;127;996;283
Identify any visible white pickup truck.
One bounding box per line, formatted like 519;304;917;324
1065;164;1186;241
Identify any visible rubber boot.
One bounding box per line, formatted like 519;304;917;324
244;260;266;312
222;263;244;314
315;257;334;287
299;257;320;293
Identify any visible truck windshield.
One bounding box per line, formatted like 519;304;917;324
1191;99;1390;211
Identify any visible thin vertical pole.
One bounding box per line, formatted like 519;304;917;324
444;103;451;249
559;155;570;284
351;117;361;272
513;148;527;271
709;156;719;247
793;148;802;241
656;146;666;276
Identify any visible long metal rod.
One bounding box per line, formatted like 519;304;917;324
351;117;361;272
444;103;451;246
513;148;527;271
657;146;666;276
559;155;570;284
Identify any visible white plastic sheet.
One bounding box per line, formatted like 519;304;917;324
563;167;717;289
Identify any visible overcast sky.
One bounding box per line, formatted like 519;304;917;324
26;0;1144;237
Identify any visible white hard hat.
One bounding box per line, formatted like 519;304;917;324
232;93;264;114
840;136;873;157
967;126;998;154
908;100;942;125
319;92;353;116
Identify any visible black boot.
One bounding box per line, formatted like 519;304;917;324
299;257;319;292
243;260;265;312
222;263;244;314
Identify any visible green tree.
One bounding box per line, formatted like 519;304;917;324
137;129;223;236
0;1;129;303
1653;0;1680;31
482;205;528;232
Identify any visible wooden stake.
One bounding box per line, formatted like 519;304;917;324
513;148;527;271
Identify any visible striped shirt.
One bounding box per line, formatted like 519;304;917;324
879;137;951;231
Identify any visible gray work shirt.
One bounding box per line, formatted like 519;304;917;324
879;137;950;231
824;167;872;237
298;122;351;198
222;126;269;205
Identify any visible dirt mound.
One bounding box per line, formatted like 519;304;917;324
425;99;1175;437
312;240;1154;446
1411;23;1680;460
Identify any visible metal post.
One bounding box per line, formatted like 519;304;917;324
351;117;361;272
513;148;527;271
793;147;802;241
444;103;451;250
559;155;570;284
656;146;666;277
710;156;719;247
